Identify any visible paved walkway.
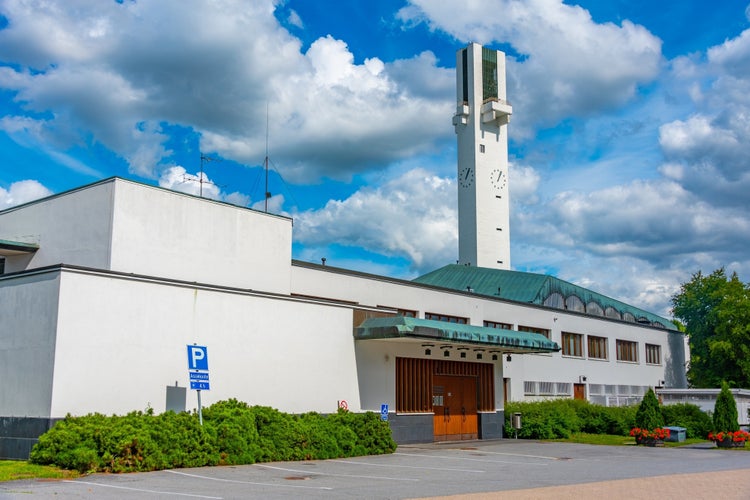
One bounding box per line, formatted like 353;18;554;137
427;468;750;499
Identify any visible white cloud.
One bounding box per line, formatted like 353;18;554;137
293;167;457;272
398;0;663;135
287;9;304;29
157;165;258;207
0;180;53;208
0;0;453;182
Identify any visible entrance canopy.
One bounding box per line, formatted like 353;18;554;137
0;239;39;256
354;316;560;354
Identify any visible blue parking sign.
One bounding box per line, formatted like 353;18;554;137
380;404;389;421
187;345;209;371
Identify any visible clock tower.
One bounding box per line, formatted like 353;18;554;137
453;43;512;270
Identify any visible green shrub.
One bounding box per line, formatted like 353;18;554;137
30;401;396;473
713;382;739;432
634;388;664;429
505;399;638;439
661;403;712;439
575;400;636;435
505;400;581;439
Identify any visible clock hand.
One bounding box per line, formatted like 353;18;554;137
465;169;471;180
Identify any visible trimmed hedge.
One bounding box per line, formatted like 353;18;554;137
30;400;396;473
505;398;710;440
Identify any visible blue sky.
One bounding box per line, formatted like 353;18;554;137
1;0;749;317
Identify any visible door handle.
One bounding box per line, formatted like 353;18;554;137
462;406;466;421
445;407;450;421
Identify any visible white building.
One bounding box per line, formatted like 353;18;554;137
0;44;686;459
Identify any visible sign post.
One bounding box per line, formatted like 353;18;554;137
187;345;210;425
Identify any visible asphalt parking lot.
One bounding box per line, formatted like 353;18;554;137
2;440;750;499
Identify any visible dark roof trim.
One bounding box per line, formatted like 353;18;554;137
354;316;561;353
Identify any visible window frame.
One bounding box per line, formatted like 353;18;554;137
518;324;551;339
425;312;468;324
616;339;638;363
561;332;583;358
645;343;661;365
587;335;608;360
484;320;512;330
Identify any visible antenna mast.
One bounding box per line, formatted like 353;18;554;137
198;154;220;197
264;102;270;212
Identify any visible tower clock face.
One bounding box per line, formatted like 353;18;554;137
490;168;506;191
459;167;474;188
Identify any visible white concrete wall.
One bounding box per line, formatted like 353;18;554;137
292;264;675;405
0;270;60;416
48;269;359;417
109;180;292;294
0;182;115;273
354;340;504;412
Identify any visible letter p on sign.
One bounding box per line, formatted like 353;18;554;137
187;345;209;371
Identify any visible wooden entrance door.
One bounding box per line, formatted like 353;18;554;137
574;383;586;400
433;375;478;441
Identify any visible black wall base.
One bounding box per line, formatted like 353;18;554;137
0;417;61;460
388;414;434;444
389;410;506;444
479;410;505;439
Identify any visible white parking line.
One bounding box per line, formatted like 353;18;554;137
255;464;420;481
457;449;560;460
64;480;224;498
335;459;485;473
394;452;550;466
165;470;333;490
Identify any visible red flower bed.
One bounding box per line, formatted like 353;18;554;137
630;427;671;441
708;430;750;443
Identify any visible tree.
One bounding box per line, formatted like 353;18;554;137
634;388;664;429
671;268;750;388
713;382;739;432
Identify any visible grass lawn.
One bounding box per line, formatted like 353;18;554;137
0;461;79;482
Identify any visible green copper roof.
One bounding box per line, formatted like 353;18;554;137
354;316;560;353
0;239;39;256
414;265;676;331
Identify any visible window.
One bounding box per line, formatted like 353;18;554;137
481;47;498;101
543;292;565;309
479;144;485;153
586;301;604;316
588;336;608;360
645;344;661;365
397;309;417;318
616;340;638;362
0;257;4;274
562;332;583;357
604;306;621;319
484;320;512;330
518;325;551;339
425;312;468;324
565;295;585;312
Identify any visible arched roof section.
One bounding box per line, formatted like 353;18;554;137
565;295;585;312
413;265;677;331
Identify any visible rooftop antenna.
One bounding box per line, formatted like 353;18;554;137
199;154;221;197
264;101;270;212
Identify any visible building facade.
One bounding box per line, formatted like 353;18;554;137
0;44;686;459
